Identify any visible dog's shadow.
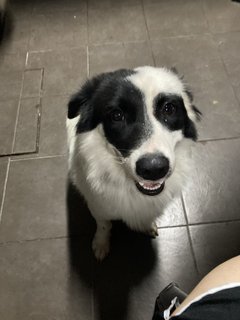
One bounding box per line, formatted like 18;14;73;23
67;180;158;320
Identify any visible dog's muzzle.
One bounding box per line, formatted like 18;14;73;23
135;153;169;196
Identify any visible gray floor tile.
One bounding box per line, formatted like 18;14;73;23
93;226;199;320
183;139;240;224
192;78;240;140
190;222;240;276
0;52;25;101
0;72;22;101
0;51;26;73
203;0;240;34
89;41;154;76
0;159;96;241
216;31;240;104
151;34;228;85
88;5;148;45
29;11;87;51
152;35;240;140
38;95;68;156
88;0;141;9
9;97;68;158
0;100;18;155
1;14;31;54
22;69;43;98
13;97;40;154
156;197;186;228
32;0;87;13
26;48;87;96
8;0;34;18
144;1;208;39
0;238;93;320
0;157;68;242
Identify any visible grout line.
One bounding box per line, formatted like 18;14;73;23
87;39;151;47
158;218;240;229
140;0;156;66
201;0;211;35
141;0;150;40
87;46;90;77
35;68;45;153
86;0;91;78
210;29;240;37
181;194;200;275
157;224;187;229
0;234;95;247
181;194;189;225
0;235;69;247
148;32;213;42
0;151;37;158
0;158;10;223
1;217;240;246
10;154;66;162
197;136;240;143
25;51;29;67
0;93;71;105
214;39;240;108
188;219;240;227
86;0;90;46
10;71;25;154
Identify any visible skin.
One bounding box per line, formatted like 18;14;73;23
171;256;240;317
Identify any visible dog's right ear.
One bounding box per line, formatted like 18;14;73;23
67;90;87;120
68;75;105;133
68;78;97;119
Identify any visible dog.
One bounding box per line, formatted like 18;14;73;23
67;66;201;260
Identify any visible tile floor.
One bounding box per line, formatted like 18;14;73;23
0;0;240;319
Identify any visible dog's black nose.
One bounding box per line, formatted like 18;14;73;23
136;153;169;181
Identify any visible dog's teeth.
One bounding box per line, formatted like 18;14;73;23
139;182;161;190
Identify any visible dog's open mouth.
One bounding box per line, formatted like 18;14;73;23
135;180;165;196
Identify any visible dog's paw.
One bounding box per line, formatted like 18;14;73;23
92;237;110;261
146;222;159;238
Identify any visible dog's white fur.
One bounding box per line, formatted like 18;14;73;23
67;67;197;260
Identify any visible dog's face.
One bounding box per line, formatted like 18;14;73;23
68;67;201;196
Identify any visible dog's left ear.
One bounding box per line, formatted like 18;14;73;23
185;89;202;122
191;105;202;121
184;89;202;141
184;118;198;141
184;104;202;141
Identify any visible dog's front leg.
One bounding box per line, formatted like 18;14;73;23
92;220;112;261
141;221;159;238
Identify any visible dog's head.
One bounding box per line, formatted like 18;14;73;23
68;66;201;196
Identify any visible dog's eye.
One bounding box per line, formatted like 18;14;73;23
162;103;176;116
111;110;125;122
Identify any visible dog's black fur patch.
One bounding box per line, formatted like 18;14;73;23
154;93;198;141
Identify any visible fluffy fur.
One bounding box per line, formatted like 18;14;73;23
67;66;200;260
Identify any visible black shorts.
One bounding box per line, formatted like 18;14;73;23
162;283;240;320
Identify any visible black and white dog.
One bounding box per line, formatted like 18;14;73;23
67;66;200;260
